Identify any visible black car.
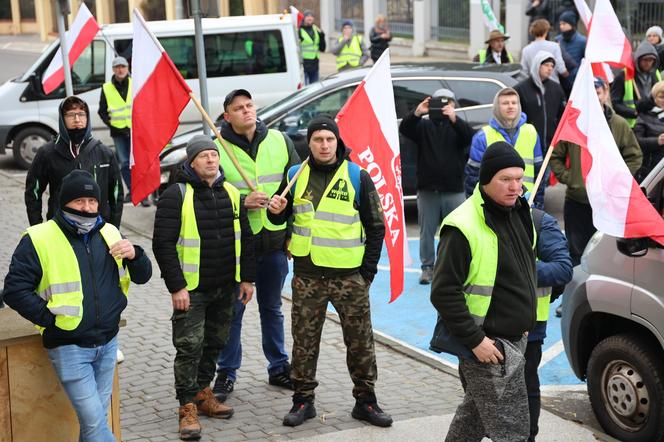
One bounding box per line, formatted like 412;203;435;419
159;62;520;199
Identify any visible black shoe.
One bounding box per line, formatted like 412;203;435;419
269;365;294;390
351;402;393;427
283;401;316;427
555;305;563;317
140;197;151;207
212;373;234;402
419;266;433;285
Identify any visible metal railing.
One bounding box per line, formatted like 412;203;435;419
432;0;470;42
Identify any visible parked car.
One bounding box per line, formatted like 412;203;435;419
159;62;520;198
561;159;664;441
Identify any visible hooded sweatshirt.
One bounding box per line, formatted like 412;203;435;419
611;41;661;120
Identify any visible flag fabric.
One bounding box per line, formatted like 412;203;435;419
573;0;592;26
573;0;614;83
480;0;504;33
289;6;303;28
42;3;100;94
130;9;191;205
585;0;634;80
551;60;664;245
336;49;410;302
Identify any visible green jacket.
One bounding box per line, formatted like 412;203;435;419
550;106;643;204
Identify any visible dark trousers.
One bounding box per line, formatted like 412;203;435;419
304;68;319;85
524;340;543;441
563;199;596;266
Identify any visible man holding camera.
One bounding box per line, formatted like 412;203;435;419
399;89;475;284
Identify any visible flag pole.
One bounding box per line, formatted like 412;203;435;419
528;144;555;206
279;157;310;198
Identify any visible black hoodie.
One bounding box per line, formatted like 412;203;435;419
611;41;661;120
25;99;124;227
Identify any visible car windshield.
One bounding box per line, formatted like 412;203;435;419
258;82;324;120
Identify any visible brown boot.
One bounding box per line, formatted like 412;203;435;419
178;403;202;440
194;387;234;419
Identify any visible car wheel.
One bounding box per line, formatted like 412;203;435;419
587;333;664;442
12;126;53;169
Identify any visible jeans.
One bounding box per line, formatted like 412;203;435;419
304;68;319;85
113;134;131;194
524;340;544;441
46;336;118;442
217;250;289;380
417;189;466;268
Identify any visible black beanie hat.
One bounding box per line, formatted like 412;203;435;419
479;142;526;185
307;114;339;144
559;10;577;27
186;134;217;164
59;170;100;207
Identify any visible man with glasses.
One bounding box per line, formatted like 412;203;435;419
26;96;124;228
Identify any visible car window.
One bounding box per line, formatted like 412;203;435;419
276;86;356;136
443;78;503;108
38;39;106;98
393;79;445;119
204;30;287;77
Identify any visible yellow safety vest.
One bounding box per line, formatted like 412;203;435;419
482;124;538;192
177;182;241;290
441;187;536;326
477;50;514;64
336;35;363;70
289;160;365;267
215;129;288;234
300;26;321;60
623;69;662;127
102;77;132;129
25;220;130;332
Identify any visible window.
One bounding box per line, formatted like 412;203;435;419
38;39;106;98
159;36;197;79
0;0;12;20
204;30;286;78
276;86;355;136
19;0;35;20
444;79;502;108
392;79;445;118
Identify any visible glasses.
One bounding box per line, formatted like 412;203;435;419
64;112;87;120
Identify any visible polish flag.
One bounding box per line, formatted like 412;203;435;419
290;6;304;28
337;50;411;302
130;9;191;205
572;0;614;82
41;3;100;94
551;60;664;245
585;0;634;80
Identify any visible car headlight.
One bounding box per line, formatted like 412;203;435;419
161;147;187;168
580;231;604;272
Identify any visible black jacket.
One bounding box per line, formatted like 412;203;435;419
98;75;131;138
515;76;566;147
633;106;664;181
369;26;392;62
2;213;152;349
430;191;537;349
267;142;385;283
25;100;123;227
399;111;475;192
152;165;256;294
611;41;661;120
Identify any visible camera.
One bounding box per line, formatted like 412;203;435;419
428;96;451;122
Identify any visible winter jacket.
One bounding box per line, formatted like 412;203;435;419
98;75;131;138
25;100;123;227
521;40;567;84
515;50;566;147
299;24;326;72
472;47;514;64
550;105;643;204
525;0;550;24
267;141;385;283
218;119;300;256
633;106;664;181
2;212;152;349
330;32;369;68
369;26;392;62
555;30;586;83
611;41;661;121
399;110;475;192
152;165;256;294
430;190;537;350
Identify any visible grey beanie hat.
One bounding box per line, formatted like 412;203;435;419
112;56;129;67
186;134;217;163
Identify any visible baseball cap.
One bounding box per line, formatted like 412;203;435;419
223;89;252;111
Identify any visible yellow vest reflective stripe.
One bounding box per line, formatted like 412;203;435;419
482;124;538;191
300;26;321;60
289;161;365;267
623;69;662;127
336;35;363;70
102;77;132;129
25;220;129;332
536;286;551;321
477;50;514;64
441;187;536;325
216;129;288;234
177;182;241;290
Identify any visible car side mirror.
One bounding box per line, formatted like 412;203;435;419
616;237;649;257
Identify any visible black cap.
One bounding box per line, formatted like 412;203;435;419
479;142;526;185
223;89;252;111
559;11;577;27
59;170;100;208
307;114;339;144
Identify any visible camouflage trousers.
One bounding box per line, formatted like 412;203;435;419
172;285;235;405
291;273;377;402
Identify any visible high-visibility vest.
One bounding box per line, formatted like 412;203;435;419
25;220;130;332
300;26;321;60
531;208;552;321
102;77;132;129
623;69;662;127
177;182;241;290
477;49;514;64
215;129;288;234
441;187;536;326
482;124;538;192
289;160;365;268
336;35;363;70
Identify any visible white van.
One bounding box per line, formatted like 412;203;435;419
0;13;302;168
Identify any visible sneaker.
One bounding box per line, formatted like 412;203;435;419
282;401;316;427
178;403;202;440
419;267;433;285
194;387;234;419
116;349;125;364
269;364;294;390
212;373;234;402
555;305;563;317
351;402;393;427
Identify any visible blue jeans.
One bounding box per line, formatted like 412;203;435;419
217;250;289;380
417;189;466;268
113;134;131;194
304;68;319;85
47;336;118;442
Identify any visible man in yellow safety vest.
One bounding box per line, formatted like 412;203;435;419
331;20;368;72
299;10;326;84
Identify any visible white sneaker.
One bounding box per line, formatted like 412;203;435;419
116;349;125;364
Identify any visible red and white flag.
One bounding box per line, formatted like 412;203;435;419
585;0;634;80
572;0;614;82
42;3;100;94
337;50;411;302
551;60;664;245
290;6;304;28
130;9;191;205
